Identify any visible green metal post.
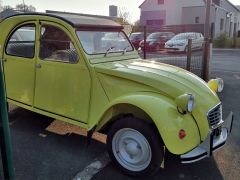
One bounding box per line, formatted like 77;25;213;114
0;59;15;179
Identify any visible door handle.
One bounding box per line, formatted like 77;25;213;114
36;64;42;69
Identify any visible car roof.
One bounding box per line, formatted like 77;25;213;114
2;12;123;30
178;32;201;35
151;32;174;35
131;32;143;34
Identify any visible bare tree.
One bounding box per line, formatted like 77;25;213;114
117;7;132;24
3;5;13;11
15;3;36;12
132;19;142;32
0;0;3;11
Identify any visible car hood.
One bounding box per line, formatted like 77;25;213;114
166;39;187;45
94;59;220;139
140;39;156;44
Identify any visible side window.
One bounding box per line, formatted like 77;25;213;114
6;24;36;58
39;24;79;63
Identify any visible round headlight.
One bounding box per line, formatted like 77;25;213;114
175;93;195;113
208;78;224;93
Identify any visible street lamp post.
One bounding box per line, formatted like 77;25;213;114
0;60;15;179
202;0;212;81
23;0;25;12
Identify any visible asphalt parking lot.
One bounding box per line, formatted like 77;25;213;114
0;49;240;180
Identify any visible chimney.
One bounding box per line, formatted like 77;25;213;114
109;5;118;17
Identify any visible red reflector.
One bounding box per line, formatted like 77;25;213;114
179;130;186;139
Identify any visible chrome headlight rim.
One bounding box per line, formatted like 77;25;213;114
176;93;195;113
217;78;224;92
187;94;195;112
208;78;224;93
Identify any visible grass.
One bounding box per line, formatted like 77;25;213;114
213;33;240;49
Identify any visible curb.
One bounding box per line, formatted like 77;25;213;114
213;48;240;52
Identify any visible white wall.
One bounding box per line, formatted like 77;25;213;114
140;0;205;25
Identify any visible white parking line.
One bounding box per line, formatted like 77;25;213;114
211;70;240;74
71;152;111;180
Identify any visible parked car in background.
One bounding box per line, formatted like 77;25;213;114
129;32;144;49
10;28;35;41
101;32;130;52
139;32;175;51
165;32;204;52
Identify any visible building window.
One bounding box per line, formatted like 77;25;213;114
158;0;164;4
195;17;200;24
220;18;224;30
146;19;164;26
212;0;220;6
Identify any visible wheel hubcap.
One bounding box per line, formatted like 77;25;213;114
112;128;152;172
125;141;139;156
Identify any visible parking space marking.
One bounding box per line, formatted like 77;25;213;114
211;70;240;74
71;152;111;180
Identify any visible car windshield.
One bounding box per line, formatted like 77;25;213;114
129;33;143;40
76;31;133;55
147;33;163;40
172;33;195;40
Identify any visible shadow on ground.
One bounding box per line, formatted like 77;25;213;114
8;108;106;180
92;149;223;180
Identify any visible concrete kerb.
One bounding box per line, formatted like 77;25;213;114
213;48;240;52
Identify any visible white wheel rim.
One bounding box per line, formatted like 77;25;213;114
112;128;152;172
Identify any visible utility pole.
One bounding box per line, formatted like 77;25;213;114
202;0;212;81
23;0;25;12
0;59;15;179
143;26;147;59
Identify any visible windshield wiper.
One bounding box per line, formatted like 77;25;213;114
120;45;130;55
104;46;115;57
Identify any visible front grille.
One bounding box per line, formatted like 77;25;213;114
207;104;222;127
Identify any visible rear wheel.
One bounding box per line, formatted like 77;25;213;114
156;44;161;52
107;117;164;177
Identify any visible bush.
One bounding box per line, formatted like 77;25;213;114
213;33;232;48
236;38;240;48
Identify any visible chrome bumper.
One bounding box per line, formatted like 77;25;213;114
181;112;234;164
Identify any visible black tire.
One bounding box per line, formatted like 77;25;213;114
107;117;164;177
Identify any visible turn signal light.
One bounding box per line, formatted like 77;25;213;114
179;129;186;139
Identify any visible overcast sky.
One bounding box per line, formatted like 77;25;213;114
2;0;240;23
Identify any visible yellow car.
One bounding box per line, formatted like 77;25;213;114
0;13;233;176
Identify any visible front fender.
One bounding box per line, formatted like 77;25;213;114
96;92;201;155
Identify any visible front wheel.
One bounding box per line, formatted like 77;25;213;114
107;117;164;177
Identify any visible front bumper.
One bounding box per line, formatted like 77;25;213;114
180;112;234;164
165;45;185;52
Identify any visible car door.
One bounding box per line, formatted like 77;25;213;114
191;34;198;49
34;21;91;123
3;23;37;105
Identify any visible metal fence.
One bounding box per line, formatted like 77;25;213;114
130;25;210;79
